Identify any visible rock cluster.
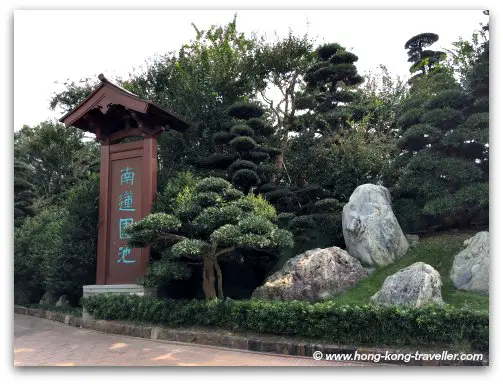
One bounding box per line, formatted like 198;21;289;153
252;246;367;301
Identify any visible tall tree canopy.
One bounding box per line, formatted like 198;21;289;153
14;121;99;206
250;32;315;176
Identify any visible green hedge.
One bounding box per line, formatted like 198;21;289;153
81;294;488;351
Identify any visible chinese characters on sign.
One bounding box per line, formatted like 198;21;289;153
117;167;136;264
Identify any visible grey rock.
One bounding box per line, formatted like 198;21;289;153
252;246;368;301
370;262;443;307
56;295;70;307
342;184;409;267
406;234;420;248
450;231;489;294
39;292;56;306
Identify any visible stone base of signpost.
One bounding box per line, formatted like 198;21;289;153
82;284;157;321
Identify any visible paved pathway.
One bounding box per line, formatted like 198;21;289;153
14;314;368;366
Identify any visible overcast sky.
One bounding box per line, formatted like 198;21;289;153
13;9;487;130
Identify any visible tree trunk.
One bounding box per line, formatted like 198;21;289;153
275;134;289;173
214;258;224;299
202;257;216;299
274;83;296;182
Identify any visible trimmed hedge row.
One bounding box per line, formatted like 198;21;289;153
81;294;488;351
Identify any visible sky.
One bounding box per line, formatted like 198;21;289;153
13;9;487;131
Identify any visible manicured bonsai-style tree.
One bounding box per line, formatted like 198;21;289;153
404;33;446;82
295;42;364;135
199;101;279;194
125;177;293;299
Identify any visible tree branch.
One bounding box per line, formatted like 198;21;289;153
159;234;188;242
260;89;282;124
215;246;235;258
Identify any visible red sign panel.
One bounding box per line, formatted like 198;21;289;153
107;156;144;283
96;138;157;285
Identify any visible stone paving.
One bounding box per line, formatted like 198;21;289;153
14;314;368;366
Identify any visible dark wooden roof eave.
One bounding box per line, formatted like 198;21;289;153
145;102;190;132
59;74;190;133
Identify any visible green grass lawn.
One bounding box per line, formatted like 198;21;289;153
329;231;489;312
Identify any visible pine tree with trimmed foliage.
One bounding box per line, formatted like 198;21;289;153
392;32;489;231
198;101;279;194
125;176;293;299
295;42;364;135
405;33;446;82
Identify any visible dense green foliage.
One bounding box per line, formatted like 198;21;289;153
392;27;489;232
14;158;37;226
296;42;364;135
124;17;264;189
14;174;99;306
14;121;99;206
82;294;488;351
44;175;100;305
14;208;64;304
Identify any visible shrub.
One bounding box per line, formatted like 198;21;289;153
82;294;489;351
14;208;64;304
44;174;100;305
14;175;100;306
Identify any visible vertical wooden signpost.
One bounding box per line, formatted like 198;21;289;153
60;74;188;296
97;138;156;284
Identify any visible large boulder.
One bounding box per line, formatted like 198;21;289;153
342;184;409;267
252;246;368;301
370;262;443;307
450;231;489;294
